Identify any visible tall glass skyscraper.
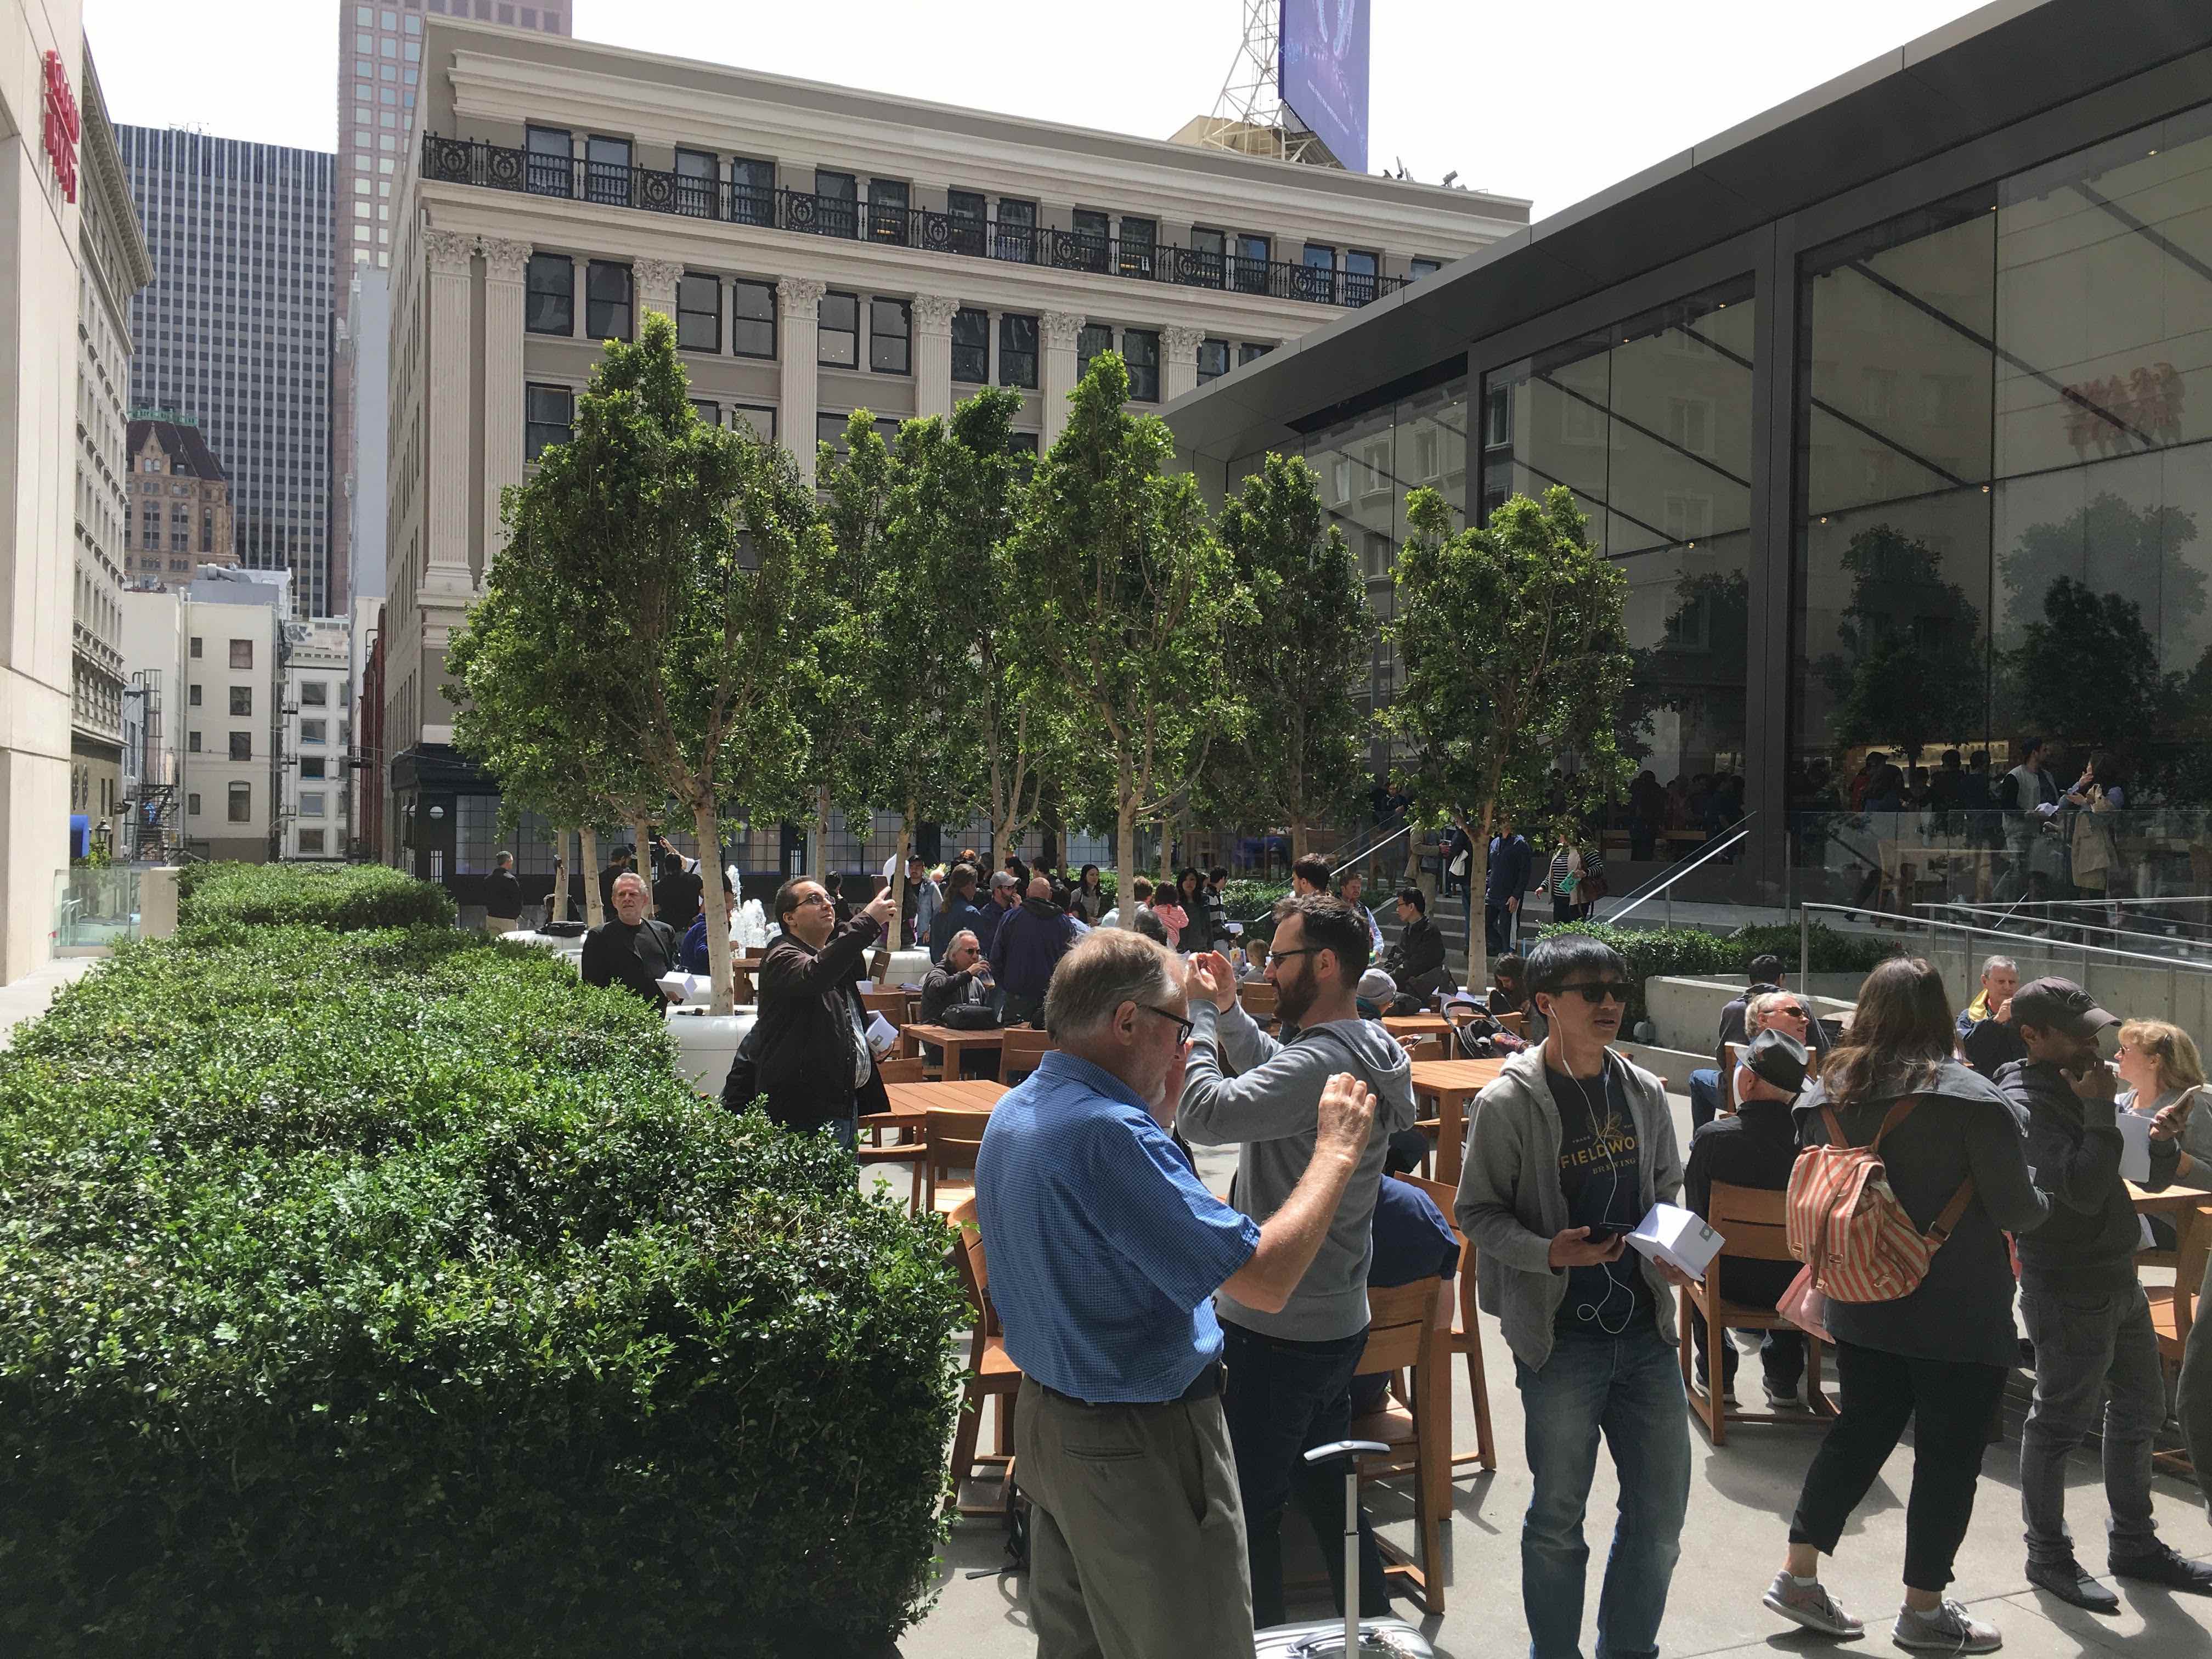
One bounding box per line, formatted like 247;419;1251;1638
116;127;335;618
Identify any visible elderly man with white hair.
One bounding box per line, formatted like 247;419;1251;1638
976;929;1376;1658
579;870;682;1006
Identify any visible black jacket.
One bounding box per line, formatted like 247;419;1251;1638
920;963;992;1026
1794;1062;2050;1368
1385;915;1447;984
737;916;889;1132
485;869;523;919
654;867;703;928
580;918;677;1005
1685;1098;1801;1310
2000;1057;2175;1288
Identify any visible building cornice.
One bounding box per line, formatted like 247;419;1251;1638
80;54;156;294
421;184;1381;338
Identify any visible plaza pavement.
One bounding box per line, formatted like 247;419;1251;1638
895;1088;2212;1658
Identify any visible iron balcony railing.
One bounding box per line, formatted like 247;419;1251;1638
424;134;1409;309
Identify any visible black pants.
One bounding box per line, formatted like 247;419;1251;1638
1485;902;1517;957
1690;1308;1804;1392
1789;1341;2006;1592
1221;1321;1391;1626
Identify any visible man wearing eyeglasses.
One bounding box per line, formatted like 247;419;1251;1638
1457;933;1693;1659
1690;953;1831;1130
729;876;897;1147
977;929;1378;1657
1178;895;1417;1628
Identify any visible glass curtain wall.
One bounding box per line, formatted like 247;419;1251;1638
1482;279;1757;871
1793;101;2212;912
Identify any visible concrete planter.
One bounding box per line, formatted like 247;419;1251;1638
667;1008;756;1097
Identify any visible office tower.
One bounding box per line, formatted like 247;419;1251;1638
117;127;334;618
331;0;570;611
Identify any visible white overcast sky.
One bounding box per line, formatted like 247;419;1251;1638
87;0;1988;220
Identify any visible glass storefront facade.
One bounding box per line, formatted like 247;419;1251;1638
1791;100;2212;905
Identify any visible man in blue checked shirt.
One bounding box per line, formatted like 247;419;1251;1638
978;929;1376;1659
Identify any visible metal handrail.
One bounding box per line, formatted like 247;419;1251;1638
1602;815;1755;928
1911;901;2212;955
421;134;1409;310
1796;899;2212;989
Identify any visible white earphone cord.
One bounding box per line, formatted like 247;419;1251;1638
1572;1052;1636;1336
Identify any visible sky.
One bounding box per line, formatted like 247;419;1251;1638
85;0;1991;222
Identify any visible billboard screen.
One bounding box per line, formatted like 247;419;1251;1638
1279;0;1370;173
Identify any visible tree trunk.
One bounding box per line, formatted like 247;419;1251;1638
1115;795;1138;932
550;831;571;926
891;800;915;952
1466;806;1496;996
809;786;831;878
695;796;737;1016
580;825;604;927
1290;817;1309;862
629;815;651;878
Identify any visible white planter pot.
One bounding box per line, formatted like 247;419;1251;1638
882;949;931;988
667;1008;756;1097
501;929;584;968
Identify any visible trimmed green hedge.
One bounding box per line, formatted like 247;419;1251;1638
0;925;964;1655
1531;919;1903;1025
177;860;457;935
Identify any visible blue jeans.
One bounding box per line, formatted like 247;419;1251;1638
1687;1070;1722;1132
1516;1326;1691;1659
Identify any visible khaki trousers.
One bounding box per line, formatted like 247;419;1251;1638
1014;1379;1255;1659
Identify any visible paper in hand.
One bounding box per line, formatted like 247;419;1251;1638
865;1012;900;1059
2117;1109;2154;1184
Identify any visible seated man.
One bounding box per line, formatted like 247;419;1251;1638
920;928;999;1079
1688;954;1831;1130
1381;886;1455;1006
1351;1129;1462;1415
1684;1027;1810;1409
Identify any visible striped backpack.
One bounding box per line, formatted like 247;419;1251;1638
1786;1101;1976;1304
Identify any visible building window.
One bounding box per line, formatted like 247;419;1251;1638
299;829;326;854
1345;249;1379;304
813;170;857;238
188;792;201;816
228;782;251;822
1197;338;1231;385
301;755;326;778
1190;226;1227;287
301;719;327;745
1071;208;1111;273
730;157;774;225
673;148;717;218
525;253;572;335
731;280;775;357
995;198;1036;264
524;125;572;196
1239;342;1271;366
731;405;775;443
1119;216;1157;278
229;732;251;761
816;412;851;455
1409;257;1442;280
301;681;328;707
951;308;989;382
189;684;203;707
948;188;986;256
584;134;631;207
819;292;859;367
189;635;202;658
676;273;720;352
301;791;327;818
525;383;573;460
229;639;252;669
188;730;201;753
1302;242;1338;304
1122;330;1160;401
229;686;252;716
1076;323;1113;379
869;298;911;374
1233;234;1272;295
582;261;634;341
689;398;719;426
1000;314;1038;389
867;178;909;245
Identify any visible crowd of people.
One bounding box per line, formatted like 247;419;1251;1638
560;820;2212;1656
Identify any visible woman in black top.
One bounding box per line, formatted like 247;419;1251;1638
1761;957;2049;1652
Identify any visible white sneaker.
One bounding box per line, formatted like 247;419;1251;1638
1893;1600;2001;1653
1763;1570;1864;1638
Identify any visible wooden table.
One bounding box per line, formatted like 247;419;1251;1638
899;1022;1008;1081
883;1079;1009;1118
1409;1057;1506;1186
1383;1014;1452;1040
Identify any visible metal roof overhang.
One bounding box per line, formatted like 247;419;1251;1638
1165;0;2212;461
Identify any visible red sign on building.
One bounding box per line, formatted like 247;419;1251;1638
43;50;80;205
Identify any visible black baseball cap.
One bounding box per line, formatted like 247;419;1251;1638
2010;977;2118;1041
1743;1028;1808;1097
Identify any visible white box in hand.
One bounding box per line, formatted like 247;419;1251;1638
1627;1203;1724;1283
2117;1109;2154;1184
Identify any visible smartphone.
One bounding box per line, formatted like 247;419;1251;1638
1581;1224;1629;1246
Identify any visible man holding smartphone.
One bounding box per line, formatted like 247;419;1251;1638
1457;932;1694;1659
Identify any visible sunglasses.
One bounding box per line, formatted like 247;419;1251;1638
1771;1003;1808;1020
1556;981;1633;1005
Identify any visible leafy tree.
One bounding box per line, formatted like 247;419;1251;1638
448;312;833;1013
1623;568;1748;770
2001;490;2202;646
1012;353;1249;922
1817;523;1984;767
1381;486;1635;989
1214;452;1366;860
2010;575;2177;769
805;415;899;878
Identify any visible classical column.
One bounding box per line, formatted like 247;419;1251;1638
776;276;826;482
636;257;684;322
422;229;477;597
478;237;532;577
912;294;960;420
1040;311;1086;450
1163;324;1206;404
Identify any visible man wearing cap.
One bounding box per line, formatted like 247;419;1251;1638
1683;1027;1810;1410
1999;978;2212;1610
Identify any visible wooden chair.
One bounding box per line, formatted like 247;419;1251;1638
1001;1027;1054;1086
1494;1009;1527;1039
1678;1182;1833;1444
877;1056;926;1084
1398;1171;1497;1474
1346;1277;1453;1614
2148;1200;2212;1363
1239;981;1279;1024
1401;1035;1447;1063
856;1060;929;1211
944;1197;1023;1515
858;988;910;1020
923;1107;993;1219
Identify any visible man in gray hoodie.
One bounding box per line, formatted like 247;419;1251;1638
1456;932;1694;1659
1180;894;1418;1628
